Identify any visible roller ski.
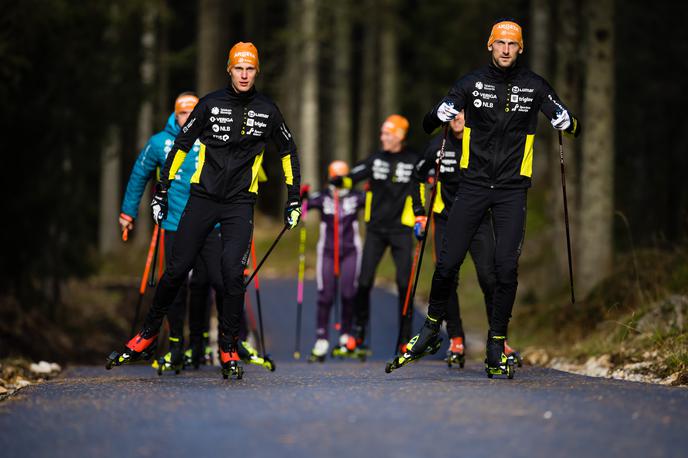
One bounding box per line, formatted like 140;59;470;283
484;332;515;379
184;333;214;369
331;334;359;359
505;340;523;367
153;336;185;375
308;338;329;363
220;347;244;380
105;329;158;370
385;317;442;374
445;336;466;369
238;340;275;371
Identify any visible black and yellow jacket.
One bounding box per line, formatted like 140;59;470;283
160;86;300;204
423;62;580;189
411;132;462;219
343;148;421;232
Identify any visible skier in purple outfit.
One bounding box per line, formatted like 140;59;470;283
305;161;366;361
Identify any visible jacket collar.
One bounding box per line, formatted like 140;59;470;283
225;85;257;103
487;60;522;81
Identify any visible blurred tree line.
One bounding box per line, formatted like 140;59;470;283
1;0;686;314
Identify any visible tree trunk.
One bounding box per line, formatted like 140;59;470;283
578;0;615;296
299;0;320;188
134;4;157;247
547;0;582;289
356;0;378;160
99;126;121;254
529;0;552;180
379;0;398;116
197;0;230;95
332;0;353;164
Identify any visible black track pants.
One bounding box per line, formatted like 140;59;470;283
354;228;414;343
161;230;188;339
144;196;253;350
434;211;497;339
187;227;224;342
428;184;525;336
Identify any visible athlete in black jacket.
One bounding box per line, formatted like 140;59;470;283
106;42;302;379
411;112;497;366
332;115;421;353
392;19;581;377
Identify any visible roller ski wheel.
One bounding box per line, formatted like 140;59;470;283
485;355;515;379
308;353;326;363
385;336;442;374
446;351;466;369
105;331;158;370
221;361;244;380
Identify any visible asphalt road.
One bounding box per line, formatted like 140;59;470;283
1;280;687;457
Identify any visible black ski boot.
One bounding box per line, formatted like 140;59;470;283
184;335;204;369
485;331;514;379
385;316;442;373
105;328;158;370
155;337;184;375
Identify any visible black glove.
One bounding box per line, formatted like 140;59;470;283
284;200;302;229
151;183;168;225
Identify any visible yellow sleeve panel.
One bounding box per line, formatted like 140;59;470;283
281;154;293;186
364;191;373;222
167;149;188;181
520;134;535;178
342;176;353;190
249;151;265;194
433;181;445;214
258;164;268;182
460;127;471;169
401;196;415;227
190;144;206;184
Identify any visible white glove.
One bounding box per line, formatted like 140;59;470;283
437;102;459;123
551;110;571;131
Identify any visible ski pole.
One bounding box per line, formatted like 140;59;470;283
148;226;163;287
157;229;165;281
559;131;576;304
122;228;129;242
250;238;268;358
333;188;341;332
396;125;449;352
130;225;160;336
294;199;309;359
243;269;260;345
244;225;288;288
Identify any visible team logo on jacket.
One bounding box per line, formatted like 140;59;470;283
393;162;414;183
248;110;269;119
475;81;483;90
372;159;390;180
474;99;483;108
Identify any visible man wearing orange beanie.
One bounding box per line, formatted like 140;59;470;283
107;42;301;381
331;114;423;357
388;18;581;378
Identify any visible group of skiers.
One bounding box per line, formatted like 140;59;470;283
108;17;580;381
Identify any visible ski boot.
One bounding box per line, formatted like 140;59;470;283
105;328;158;370
485;331;514;379
349;326;371;362
153;337;185;375
385;317;442;373
308;338;329;363
202;333;214;365
445;336;466;368
504;340;523;367
184;335;203;369
237;340;276;371
220;346;244;380
331;334;357;358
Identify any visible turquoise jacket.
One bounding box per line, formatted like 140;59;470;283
120;113;201;231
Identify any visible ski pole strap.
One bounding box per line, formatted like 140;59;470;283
139;225;159;295
245;225;288;288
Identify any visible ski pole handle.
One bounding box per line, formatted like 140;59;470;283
122;228;129;242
